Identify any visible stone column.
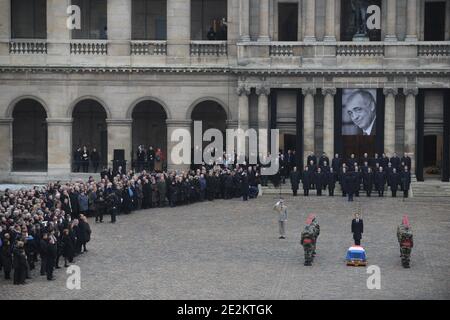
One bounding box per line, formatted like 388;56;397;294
0;118;12;174
47;118;72;175
258;0;270;42
385;0;397;41
383;88;398;156
304;0;316;42
256;85;270;156
237;84;251;129
107;0;132;56
106;119;132;168
322;88;336;159
303;88;316;163
240;0;250;41
405;0;417;41
167;0;191;63
166;119;192;171
0;0;11;55
47;0;71;56
256;85;270;130
324;0;336;42
404;88;418;173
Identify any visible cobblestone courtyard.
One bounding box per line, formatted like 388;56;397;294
1;195;449;300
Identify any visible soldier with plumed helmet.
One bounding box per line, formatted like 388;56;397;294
397;215;414;268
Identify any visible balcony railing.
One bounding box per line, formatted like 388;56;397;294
336;42;384;56
9;39;47;54
70;40;108;55
190;41;227;56
269;43;295;56
417;43;450;56
130;40;167;55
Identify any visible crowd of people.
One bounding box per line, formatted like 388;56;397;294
0;159;266;284
0;147;414;284
0;184;92;284
287;151;412;201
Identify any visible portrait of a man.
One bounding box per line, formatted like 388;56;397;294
342;89;377;136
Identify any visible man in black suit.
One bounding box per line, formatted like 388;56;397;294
390;152;401;171
401;153;412;172
351;213;364;246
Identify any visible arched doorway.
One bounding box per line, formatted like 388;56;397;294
131;100;168;169
191;100;228;161
12;99;48;171
72;99;108;172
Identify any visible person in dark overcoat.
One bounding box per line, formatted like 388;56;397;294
302;166;311;196
13;241;28;285
375;167;386;197
351;213;364;246
241;173;249;201
61;229;75;267
315;168;325;196
1;233;12;280
290;166;301;196
390;168;400;197
362;167;374;197
327;168;336;196
400;167;411;198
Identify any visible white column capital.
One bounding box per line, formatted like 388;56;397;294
303;87;317;96
237;84;252;96
256;85;270;96
383;88;398;97
404;88;419;97
322;88;337;96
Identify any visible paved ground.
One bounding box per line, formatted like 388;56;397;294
1;194;449;300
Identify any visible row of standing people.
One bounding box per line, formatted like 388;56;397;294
289;162;411;200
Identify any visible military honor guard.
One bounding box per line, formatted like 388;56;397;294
273;199;288;239
300;214;320;266
397;215;414;268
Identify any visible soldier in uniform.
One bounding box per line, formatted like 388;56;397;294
301;226;315;266
397;215;414;268
310;216;320;256
300;214;320;266
273;199;288;239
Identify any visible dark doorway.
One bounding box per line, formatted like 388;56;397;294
72;100;108;172
278;3;298;41
12;99;47;171
424;1;446;41
424;135;437;167
342;135;376;162
132;100;168;166
283;134;296;153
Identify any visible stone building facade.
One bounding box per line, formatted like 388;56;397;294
0;0;449;183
